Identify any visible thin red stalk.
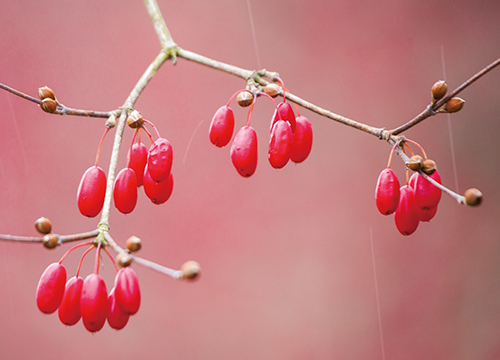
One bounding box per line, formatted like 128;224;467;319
94;242;102;274
103;247;119;273
245;102;255;127
143;119;161;138
95;127;110;167
404;139;428;159
58;241;94;264
76;245;96;278
386;142;399;168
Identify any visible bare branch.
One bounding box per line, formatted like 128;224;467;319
0;229;99;244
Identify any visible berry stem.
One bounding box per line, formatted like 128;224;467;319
58;241;94;264
143;119;161;139
94;241;102;275
403;139;428;159
386;141;400;169
95;127;110;167
102;246;119;273
245;101;256;127
76;244;96;278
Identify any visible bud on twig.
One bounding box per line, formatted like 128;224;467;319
264;83;281;98
421;159;437;175
431;80;448;102
127;110;144;129
236;90;254;107
116;251;133;267
408;155;424;171
180;261;201;280
35;217;52;234
40;98;58;113
464;188;482;206
444;97;465;113
126;236;142;252
42;233;59;249
38;86;56;101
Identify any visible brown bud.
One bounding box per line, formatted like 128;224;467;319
408;155;424;171
180;260;201;280
105;113;117;129
464;188;482;206
40;98;58;113
421;159;437;175
127;110;144;129
264;83;281;98
38;86;56;101
431;80;448;101
42;233;59;249
116;252;133;267
35;217;52;234
444;97;465;113
126;236;142;252
236;90;254;107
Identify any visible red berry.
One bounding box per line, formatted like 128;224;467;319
375;168;400;215
127;142;148;186
36;262;67;314
114;267;141;316
58;276;83;326
230;126;258;177
107;288;130;330
394;185;420;236
209;105;235;147
77;166;107;218
413;170;442;210
143;166;174;204
80;273;108;333
147;138;173;183
271;102;296;133
113;168;138;214
418;205;438;222
268;120;293;169
290;116;313;163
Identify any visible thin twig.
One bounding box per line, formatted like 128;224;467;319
0;229;99;243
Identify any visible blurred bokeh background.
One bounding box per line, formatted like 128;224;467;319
1;0;499;359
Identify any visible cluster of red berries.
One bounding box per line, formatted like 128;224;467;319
209;81;313;177
77;110;173;217
375;140;444;236
35;240;141;332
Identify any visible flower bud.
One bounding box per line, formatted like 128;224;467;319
464;188;482;206
40;98;58;113
38;86;56;100
421;159;437;175
35;217;52;234
127;110;144;129
444;97;465;113
180;261;201;280
126;236;142;252
116;252;133;267
43;233;59;249
431;80;447;101
408;155;424;171
264;83;281;98
236;90;254;107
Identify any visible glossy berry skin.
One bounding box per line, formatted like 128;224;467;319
209;105;235;147
271;102;296;133
36;262;67;314
394;185;420;236
418;205;438;222
143;166;173;204
128;142;148;186
113;168;138;214
58;276;83;326
147;138;173;183
114;267;141;316
413;170;442;210
77;166;107;218
107;288;130;330
230;126;258;177
80;273;108;333
375;168;400;215
268;120;293;169
290;116;313;163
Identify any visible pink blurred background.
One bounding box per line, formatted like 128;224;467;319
1;0;500;359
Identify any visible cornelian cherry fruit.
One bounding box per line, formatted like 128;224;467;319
58;276;83;326
107;287;130;330
80;273;108;333
413;169;442;210
394;185;420;236
290;116;313;163
128;142;148;186
147;137;173;183
230;126;258;177
143;166;173;204
77;166;107;218
271;102;296;133
36;262;67;314
113;168;138;214
268;120;293;169
417;205;438;222
209;105;235;147
375;168;400;215
114;267;141;316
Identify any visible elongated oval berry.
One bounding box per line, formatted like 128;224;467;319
290;116;313;163
58;276;83;326
36;262;67;314
268;120;293;169
113;168;138;214
128;142;148;186
80;273;108;333
143;166;173;204
107;288;130;330
230;126;258;177
271;102;296;133
77;166;107;218
394;185;420;236
147;138;173;183
375;168;400;215
209;105;235;147
114;267;141;316
414;170;442;210
418;205;438;222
